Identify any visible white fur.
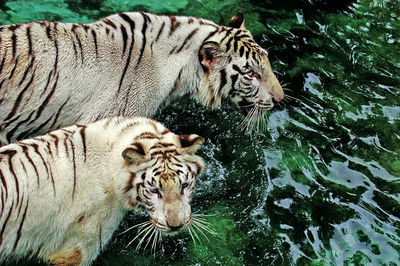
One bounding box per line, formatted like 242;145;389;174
0;116;204;265
0;12;283;144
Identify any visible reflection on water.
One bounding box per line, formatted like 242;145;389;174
1;0;399;265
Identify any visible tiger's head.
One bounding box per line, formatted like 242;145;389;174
198;12;284;129
120;126;204;234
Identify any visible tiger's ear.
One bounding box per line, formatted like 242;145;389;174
178;134;205;154
199;41;221;72
228;11;245;29
122;143;149;163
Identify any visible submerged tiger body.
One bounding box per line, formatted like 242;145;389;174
0;116;204;265
0;11;283;145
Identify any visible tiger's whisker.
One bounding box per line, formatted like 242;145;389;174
283;94;298;101
239;103;256;108
143;227;157;252
192;213;217;217
135;226;155;251
191;222;210;241
192;217;212;224
192;220;219;237
187;226;196;245
118;221;151;235
190;224;202;244
151;230;159;256
125;223;153;248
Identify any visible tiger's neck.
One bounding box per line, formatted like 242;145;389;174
96;12;224;116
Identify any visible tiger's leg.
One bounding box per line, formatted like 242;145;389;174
44;220;105;265
47;249;83;266
45;238;101;266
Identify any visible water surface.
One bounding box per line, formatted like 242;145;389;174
1;0;399;265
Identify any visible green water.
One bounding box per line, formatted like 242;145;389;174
1;0;400;265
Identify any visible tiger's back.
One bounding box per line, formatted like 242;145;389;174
0;12;284;145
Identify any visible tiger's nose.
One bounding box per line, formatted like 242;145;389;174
272;96;281;104
167;222;183;231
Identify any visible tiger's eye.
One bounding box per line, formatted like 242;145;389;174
246;70;259;79
150;187;159;194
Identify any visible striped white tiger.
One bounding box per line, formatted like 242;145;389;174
0;116;205;265
0;11;284;145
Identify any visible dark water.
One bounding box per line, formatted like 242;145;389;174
1;0;400;265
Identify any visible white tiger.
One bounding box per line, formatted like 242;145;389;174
0;11;284;145
0;116;204;265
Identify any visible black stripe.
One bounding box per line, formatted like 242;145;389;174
53;37;59;73
6;150;20;207
231;74;238;92
72;25;84;64
18;56;34;87
77;125;87;162
168;16;181;36
21;113;53;141
26;26;33;55
155;21;165;42
8;56;18;79
11;32;17;59
233;38;238;53
170;68;183;95
5;110;34;142
0;186;4;220
103;19;117;29
219;28;232;44
21;145;40;187
0;200;14;247
4;71;35;125
169;46;177;54
16;190;24;218
232;64;245;75
239;45;245;57
119;13;136;34
13;198;29;252
18;74;58;140
46;25;52;40
39;70;54;98
135;12;149;70
69;139;77;201
48;133;59;157
0;169;7;204
70;35;78;59
46;96;70;131
252;51;256;60
30;143;55;196
0;50;7;75
91;29;99;57
176;28;199;53
219;69;227;94
123;173;136;194
31;74;58;122
120;24;128;55
82;24;90;33
118;13;135;93
202;28;218;43
225;37;234;52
